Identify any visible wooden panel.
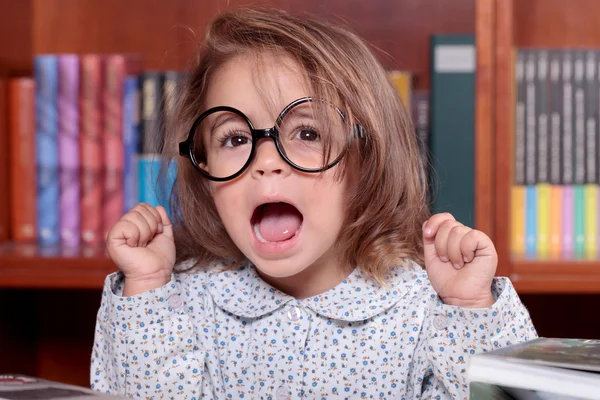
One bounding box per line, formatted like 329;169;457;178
175;0;475;89
474;0;495;238
32;0;187;70
515;0;600;48
521;294;600;338
0;243;116;289
34;290;101;387
0;1;33;75
493;0;514;277
512;273;600;293
0;290;38;376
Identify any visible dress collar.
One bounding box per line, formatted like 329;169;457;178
205;261;425;322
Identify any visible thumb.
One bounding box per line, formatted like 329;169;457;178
422;220;437;263
156;205;174;238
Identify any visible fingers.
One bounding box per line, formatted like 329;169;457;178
448;225;472;268
156;205;174;238
424;213;484;269
114;203;164;247
423;212;455;239
432;218;461;264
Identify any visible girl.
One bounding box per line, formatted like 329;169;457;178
91;7;537;399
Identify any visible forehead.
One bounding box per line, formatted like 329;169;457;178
204;52;312;120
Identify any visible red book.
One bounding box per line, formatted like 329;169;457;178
0;78;8;242
102;54;142;240
80;54;104;246
8;78;37;242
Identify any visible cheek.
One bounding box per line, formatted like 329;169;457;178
210;182;245;224
306;176;347;225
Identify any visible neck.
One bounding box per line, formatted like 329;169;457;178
257;255;354;299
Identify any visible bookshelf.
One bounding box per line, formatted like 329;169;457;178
480;0;600;294
0;0;478;387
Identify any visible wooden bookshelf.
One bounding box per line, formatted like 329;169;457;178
0;243;115;289
476;0;600;293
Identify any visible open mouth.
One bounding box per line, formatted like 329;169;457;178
251;202;304;244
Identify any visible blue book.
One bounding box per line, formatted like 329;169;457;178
525;185;538;258
138;155;177;220
123;75;141;213
34;55;60;246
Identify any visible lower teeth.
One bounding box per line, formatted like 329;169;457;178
253;223;268;243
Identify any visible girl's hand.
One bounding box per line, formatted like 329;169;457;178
422;213;498;308
106;203;176;296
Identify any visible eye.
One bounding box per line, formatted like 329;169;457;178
224;135;251;147
295;127;320;141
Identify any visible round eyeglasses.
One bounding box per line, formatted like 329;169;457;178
178;97;364;181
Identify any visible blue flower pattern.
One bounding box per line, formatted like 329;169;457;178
91;260;537;399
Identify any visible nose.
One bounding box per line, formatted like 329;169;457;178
250;138;291;178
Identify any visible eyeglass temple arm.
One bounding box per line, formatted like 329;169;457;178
179;141;191;158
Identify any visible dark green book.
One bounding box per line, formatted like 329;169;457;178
430;35;475;227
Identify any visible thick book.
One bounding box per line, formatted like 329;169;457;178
0;374;126;399
58;54;80;248
0;78;8;242
468;337;600;399
34;55;60;246
430;34;476;227
79;54;104;246
103;54;142;240
8;77;37;242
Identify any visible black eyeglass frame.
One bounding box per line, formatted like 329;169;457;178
178;97;365;182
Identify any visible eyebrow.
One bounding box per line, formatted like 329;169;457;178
205;113;246;138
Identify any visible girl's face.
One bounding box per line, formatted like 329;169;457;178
203;53;351;295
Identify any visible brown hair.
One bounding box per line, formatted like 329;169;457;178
160;7;430;283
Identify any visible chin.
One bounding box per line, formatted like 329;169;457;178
250;257;312;279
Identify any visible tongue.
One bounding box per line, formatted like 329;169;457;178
258;203;302;242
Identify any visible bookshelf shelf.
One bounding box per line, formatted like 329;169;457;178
511;271;600;294
0;243;115;289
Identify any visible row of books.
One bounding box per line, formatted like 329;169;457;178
7;53;178;248
511;48;600;260
4;61;433;249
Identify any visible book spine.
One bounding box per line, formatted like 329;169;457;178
123;75;141;213
562;51;574;259
140;72;164;154
549;185;562;259
514;50;526;185
562;51;574;185
58;54;80;247
585;184;598;259
412;90;430;169
511;185;526;258
103;55;126;240
536;50;550;259
525;185;537;258
562;186;574;259
574;184;585;259
574;50;586;185
34;55;60;246
524;50;537;257
549;50;562;186
584;51;598;259
80;54;104;246
8;78;37;242
0;79;7;242
548;50;562;259
573;50;586;258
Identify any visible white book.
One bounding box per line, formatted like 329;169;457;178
0;374;126;400
468;338;600;399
